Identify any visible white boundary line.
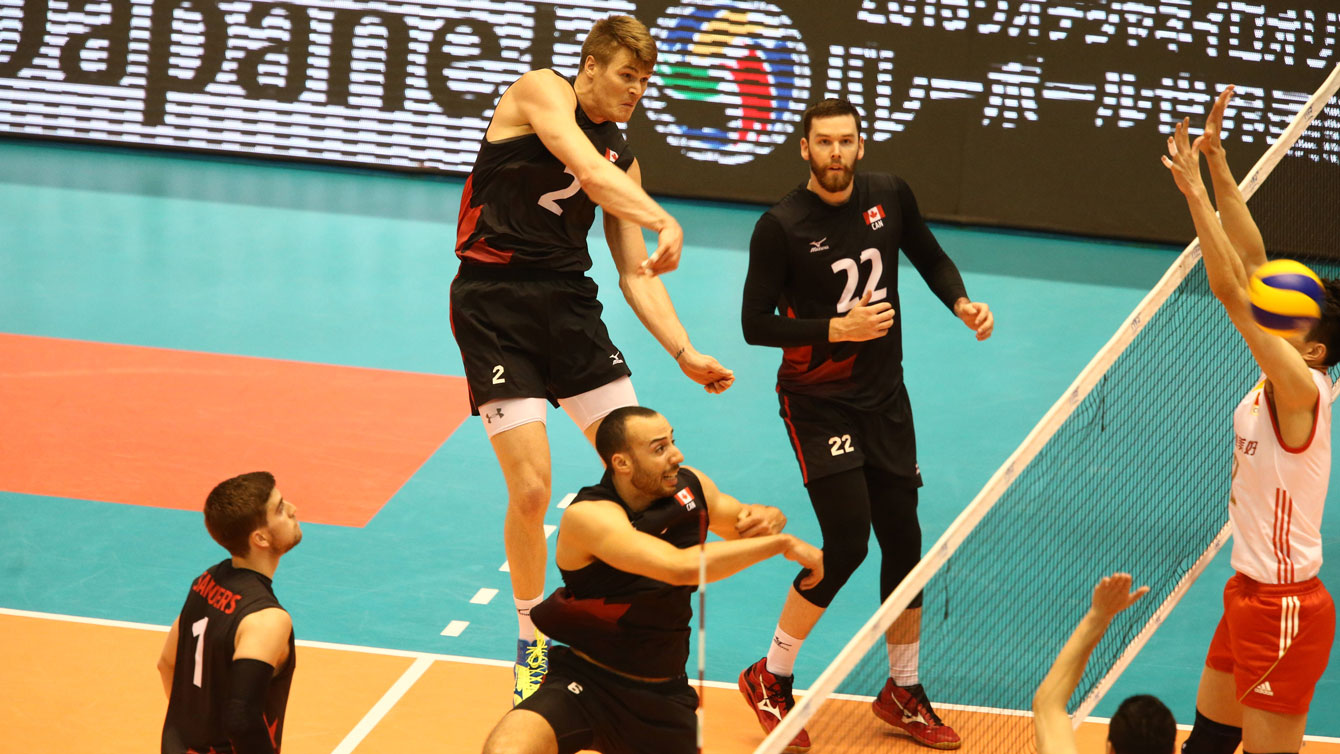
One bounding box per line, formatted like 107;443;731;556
0;605;744;686
330;656;434;754
756;62;1340;754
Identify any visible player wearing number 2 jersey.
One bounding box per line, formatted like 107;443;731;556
737;99;994;752
448;15;733;706
159;472;301;754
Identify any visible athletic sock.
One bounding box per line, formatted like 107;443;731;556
1181;709;1243;754
765;626;805;677
515;596;543;643
887;640;920;687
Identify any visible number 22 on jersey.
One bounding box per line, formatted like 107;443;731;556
832;248;887;313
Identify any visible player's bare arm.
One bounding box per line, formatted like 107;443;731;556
557;500;821;587
1032;574;1149;754
1163;117;1319;428
157;617;180;698
683;465;787;540
234;607;292;668
1198;86;1268;274
498;68;683;272
605;169;735;394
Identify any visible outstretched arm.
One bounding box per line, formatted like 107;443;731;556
558;500;821;588
1198;86;1268;276
507;70;682;274
1163;117;1318;415
1032;574;1149;754
605;164;734;394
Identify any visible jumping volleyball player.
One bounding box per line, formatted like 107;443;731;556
737;98;994;751
449;15;734;705
1163;87;1337;754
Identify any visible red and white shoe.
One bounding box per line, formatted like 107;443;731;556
871;679;962;749
738;657;811;754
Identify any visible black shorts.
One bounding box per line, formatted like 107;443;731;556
778;388;922;486
515;645;698;754
449;266;633;414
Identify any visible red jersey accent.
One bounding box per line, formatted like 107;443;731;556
455;175;513;265
780;393;811;484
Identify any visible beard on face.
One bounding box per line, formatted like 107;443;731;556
809;153;855;193
630;459;679;497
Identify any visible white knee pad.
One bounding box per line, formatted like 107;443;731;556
478;397;549;438
558;376;638;431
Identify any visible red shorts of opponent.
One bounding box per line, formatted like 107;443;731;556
1204;573;1335;714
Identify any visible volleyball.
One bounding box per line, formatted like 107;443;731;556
1248;259;1326;337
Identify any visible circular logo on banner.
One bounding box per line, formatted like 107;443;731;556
643;2;810;166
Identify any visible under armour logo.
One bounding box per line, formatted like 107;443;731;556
484;407;504;423
809;237;830;253
610;352;624;365
568;681;584;694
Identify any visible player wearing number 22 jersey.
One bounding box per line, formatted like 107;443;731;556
738;99;994;752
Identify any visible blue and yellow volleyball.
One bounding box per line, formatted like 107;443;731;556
1249;259;1326;336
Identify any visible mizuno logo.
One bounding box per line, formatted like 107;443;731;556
809;237;830;253
610;352;624;365
755;695;782;720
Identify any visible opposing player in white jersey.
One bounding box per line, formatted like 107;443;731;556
1164;87;1337;754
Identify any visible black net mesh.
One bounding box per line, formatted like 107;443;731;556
771;87;1340;754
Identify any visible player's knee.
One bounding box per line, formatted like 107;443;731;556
1180;709;1242;754
795;537;868;607
505;477;551;520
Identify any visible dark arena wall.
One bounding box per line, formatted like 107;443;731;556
2;0;1336;244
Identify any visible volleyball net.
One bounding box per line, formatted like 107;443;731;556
753;64;1340;754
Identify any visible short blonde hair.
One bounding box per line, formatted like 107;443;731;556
580;15;657;70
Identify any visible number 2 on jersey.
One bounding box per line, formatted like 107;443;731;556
190;616;208;687
832;248;887;313
538;167;582;216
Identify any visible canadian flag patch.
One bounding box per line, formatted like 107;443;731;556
605;148;619;163
675;487;697;511
864;204;885;227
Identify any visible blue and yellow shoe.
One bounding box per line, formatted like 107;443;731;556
512;634;548;707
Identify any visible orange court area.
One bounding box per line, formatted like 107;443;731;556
3;611;1337;753
0;334;470;527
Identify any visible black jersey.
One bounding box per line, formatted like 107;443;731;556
455;70;636;273
741;172;968;412
531;468;709;679
162;560;295;754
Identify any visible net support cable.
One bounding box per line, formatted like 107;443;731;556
755;62;1340;754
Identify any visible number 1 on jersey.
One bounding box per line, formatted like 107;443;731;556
191;616;208;688
832;248;888;313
